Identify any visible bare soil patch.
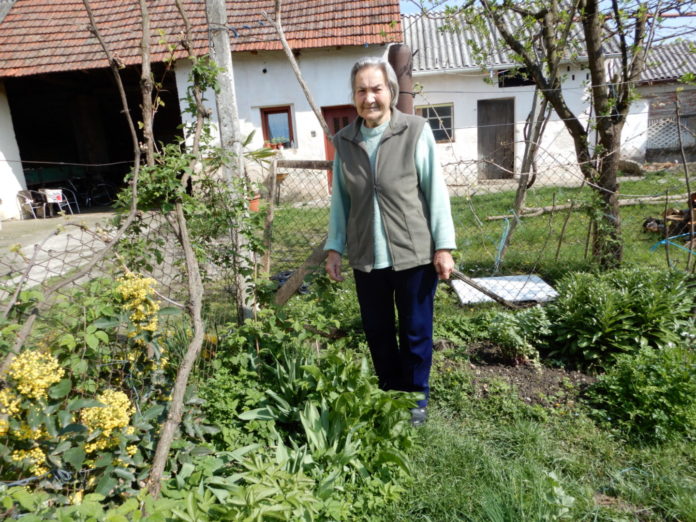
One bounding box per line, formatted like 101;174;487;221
464;341;596;407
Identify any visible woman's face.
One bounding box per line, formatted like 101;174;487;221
353;66;392;128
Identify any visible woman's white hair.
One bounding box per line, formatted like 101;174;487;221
350;57;399;110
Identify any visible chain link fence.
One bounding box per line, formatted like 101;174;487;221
2;121;694;311
258;133;694;303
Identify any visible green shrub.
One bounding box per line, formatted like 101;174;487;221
546;268;694;370
585;343;696;442
484;306;551;363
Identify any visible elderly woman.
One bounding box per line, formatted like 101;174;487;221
324;56;456;426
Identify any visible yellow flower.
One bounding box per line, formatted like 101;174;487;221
126;445;137;456
0;418;9;437
0;389;21;416
7;351;64;400
69;490;84;505
117;273;160;336
12;423;47;441
81;389;134;439
11;447;47;476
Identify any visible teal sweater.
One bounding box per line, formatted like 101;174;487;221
325;121;456;268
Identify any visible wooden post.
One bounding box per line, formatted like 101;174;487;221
205;0;253;321
261;159;278;273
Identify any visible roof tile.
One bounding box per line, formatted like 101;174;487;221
0;0;401;77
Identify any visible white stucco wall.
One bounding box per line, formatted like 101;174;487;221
0;80;25;220
174;45;388;164
413;65;594;191
413;64;656;191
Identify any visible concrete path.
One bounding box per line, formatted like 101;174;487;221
0;210;116;295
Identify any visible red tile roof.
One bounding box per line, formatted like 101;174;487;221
0;0;402;77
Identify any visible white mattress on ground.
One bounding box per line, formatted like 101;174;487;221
450;274;558;304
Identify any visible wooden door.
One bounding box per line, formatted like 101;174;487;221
477;99;514;179
321;105;358;191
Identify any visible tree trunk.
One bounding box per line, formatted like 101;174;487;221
592;136;623;268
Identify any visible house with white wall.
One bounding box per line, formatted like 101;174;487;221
634;41;696;163
0;0;402;220
401;13;659;193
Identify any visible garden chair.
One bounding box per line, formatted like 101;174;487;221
57;187;81;214
40;188;74;216
16;190;47;219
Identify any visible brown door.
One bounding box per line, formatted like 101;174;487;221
477;99;514;179
322;105;358;191
322;105;358;161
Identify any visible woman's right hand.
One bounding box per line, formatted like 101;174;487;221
325;250;345;282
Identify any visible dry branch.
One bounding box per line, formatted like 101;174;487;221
146;0;210;497
274;238;329;306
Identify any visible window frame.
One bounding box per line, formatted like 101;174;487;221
415;103;454;143
260;105;295;149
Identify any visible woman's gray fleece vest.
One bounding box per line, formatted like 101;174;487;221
333;109;434;272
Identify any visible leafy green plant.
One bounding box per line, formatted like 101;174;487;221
484;306;551;363
546;267;694;370
585;343;696;443
199;301;417;520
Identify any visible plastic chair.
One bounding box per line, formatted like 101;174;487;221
58;187;81;214
16;190;47;219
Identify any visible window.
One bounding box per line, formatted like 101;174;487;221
498;68;535;88
416;104;454;143
260;106;294;148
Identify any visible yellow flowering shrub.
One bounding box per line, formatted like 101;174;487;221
117;272;160;336
12;423;47;441
81;390;135;454
11;447;48;476
0;417;8;437
7;351;64;400
0;389;21;416
82;389;134;437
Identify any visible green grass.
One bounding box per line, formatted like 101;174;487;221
383;401;696;521
267;170;693;277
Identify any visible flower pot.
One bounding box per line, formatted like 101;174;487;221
249;195;261;212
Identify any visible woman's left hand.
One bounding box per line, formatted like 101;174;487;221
433;250;454;280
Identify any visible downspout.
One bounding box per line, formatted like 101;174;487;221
388;44;414;114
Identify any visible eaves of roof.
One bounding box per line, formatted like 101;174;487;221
0;0;402;78
639;40;696;83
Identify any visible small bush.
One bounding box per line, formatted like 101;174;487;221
484;306;551;363
585;343;696;443
546;267;694;370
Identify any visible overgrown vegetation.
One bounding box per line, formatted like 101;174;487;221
2;2;695;519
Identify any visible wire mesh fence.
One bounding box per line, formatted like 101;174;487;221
1;120;694;313
260;142;694;304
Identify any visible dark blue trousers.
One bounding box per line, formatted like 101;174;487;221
354;264;438;408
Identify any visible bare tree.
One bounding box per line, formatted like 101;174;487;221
445;0;690;268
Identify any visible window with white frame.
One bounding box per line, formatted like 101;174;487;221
416;103;454;143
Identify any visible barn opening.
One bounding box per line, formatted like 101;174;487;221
5;64;182;206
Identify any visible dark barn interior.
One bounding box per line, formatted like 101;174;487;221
6;63;182;207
